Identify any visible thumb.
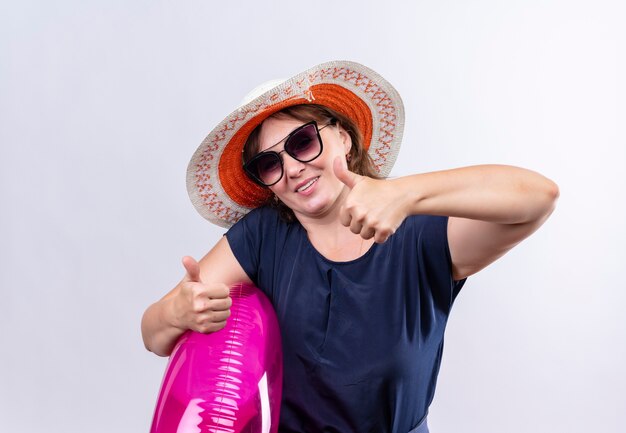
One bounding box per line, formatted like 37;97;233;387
333;156;360;189
182;256;202;282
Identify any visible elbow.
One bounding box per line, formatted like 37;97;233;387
142;335;155;354
535;178;559;222
141;314;166;357
520;175;559;224
141;324;174;358
546;179;560;212
141;324;156;354
142;335;172;358
149;347;172;358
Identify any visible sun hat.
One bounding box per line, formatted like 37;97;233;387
186;60;405;228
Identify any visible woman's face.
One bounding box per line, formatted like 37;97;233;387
257;116;352;221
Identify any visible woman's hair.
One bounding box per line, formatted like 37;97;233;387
243;104;381;223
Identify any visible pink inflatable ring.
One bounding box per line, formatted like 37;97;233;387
150;283;283;433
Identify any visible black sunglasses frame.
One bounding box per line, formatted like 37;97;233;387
243;120;333;187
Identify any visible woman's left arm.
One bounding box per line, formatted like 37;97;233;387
403;165;559;280
335;161;559;280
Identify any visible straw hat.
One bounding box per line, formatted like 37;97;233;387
187;60;405;228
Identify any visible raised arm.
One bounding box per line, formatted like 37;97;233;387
141;236;252;357
334;161;559;280
399;165;559;280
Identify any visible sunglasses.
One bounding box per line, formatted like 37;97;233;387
243;121;333;187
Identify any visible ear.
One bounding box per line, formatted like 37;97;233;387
337;124;352;155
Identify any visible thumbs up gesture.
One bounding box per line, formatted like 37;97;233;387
171;256;232;334
333;157;409;243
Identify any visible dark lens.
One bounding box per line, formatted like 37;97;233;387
252;153;282;185
285;124;321;162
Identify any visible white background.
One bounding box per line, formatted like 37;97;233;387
1;1;624;432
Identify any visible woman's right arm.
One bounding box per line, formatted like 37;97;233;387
141;236;252;357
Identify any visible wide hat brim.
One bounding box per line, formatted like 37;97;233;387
187;60;405;228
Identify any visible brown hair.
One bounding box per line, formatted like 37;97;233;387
243;104;382;223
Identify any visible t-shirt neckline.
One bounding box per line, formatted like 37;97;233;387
297;223;379;265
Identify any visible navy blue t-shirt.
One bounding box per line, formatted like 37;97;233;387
225;206;465;433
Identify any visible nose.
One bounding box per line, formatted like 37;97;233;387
281;151;306;178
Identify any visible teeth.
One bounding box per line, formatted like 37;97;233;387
297;177;318;192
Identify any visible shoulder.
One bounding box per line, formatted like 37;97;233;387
224;207;290;285
231;206;282;231
408;215;466;295
379;215;451;263
240;205;280;222
400;214;454;269
227;205;297;245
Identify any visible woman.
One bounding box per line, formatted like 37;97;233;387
141;61;559;432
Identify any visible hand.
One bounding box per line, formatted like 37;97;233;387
170;256;232;333
334;157;410;243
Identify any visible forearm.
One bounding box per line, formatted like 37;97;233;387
395;164;559;224
141;296;185;357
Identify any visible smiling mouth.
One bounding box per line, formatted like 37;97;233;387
296;177;319;193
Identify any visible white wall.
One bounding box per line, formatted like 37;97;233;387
1;1;624;432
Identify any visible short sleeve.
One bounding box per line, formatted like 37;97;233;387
224;207;265;284
413;215;466;312
224;206;285;296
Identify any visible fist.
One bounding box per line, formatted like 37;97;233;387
172;256;233;334
333;157;409;243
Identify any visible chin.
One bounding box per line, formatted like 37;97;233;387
298;194;341;218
